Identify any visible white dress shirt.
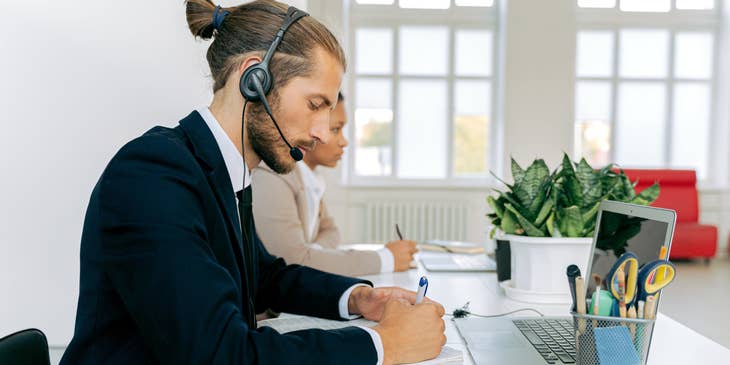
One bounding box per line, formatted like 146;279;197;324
297;162;394;273
197;108;384;365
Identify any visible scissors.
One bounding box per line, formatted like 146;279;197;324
636;259;676;302
606;252;639;317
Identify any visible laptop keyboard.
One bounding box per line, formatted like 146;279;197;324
513;319;576;364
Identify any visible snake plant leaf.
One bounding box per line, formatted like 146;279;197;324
513;159;550;213
525;176;552;221
511;158;526;185
631;183;660;205
487;195;505;219
534;196;554;227
505;203;546;237
558;206;583;237
581;201;601;229
546;211;562;238
553;154;582;207
614;174;636;201
576;158;599;191
501;209;523;235
490;171;513;190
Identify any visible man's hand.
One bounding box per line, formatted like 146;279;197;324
374;300;446;365
347;286;437;321
385;240;418;272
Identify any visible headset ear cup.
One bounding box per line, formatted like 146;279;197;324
240;65;272;102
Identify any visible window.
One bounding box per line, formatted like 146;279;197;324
348;0;497;184
574;1;718;180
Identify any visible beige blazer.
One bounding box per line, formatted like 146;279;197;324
251;163;382;276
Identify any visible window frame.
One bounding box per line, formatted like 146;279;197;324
344;0;500;187
574;0;721;183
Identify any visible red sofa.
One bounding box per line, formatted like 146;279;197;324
621;169;718;261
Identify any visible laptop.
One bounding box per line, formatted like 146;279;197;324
453;200;676;365
420;252;497;272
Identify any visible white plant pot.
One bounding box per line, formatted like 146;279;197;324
506;234;593;301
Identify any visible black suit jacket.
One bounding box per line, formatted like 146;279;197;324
60;111;377;364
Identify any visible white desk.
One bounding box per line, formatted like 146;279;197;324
357;253;730;365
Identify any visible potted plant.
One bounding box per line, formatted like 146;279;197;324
487;153;659;302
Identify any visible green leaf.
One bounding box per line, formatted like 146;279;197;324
490;171;514;190
558;206;583;237
513;159;550;211
631;183;660;206
511;158;526;185
534;197;554;227
561;153;575;175
487;195;505;219
505;203;546;237
581;202;601;228
546;211;562;238
524;176;552;221
501;209;523;235
612;174;636;202
576;158;597;182
489;226;498;239
582;183;604;207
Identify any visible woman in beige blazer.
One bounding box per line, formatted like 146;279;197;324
252;94;417;276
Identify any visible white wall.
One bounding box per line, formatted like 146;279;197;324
501;0;577;169
0;0;210;347
0;0;305;349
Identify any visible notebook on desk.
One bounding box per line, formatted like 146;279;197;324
259;314;463;364
420;252;496;272
420;240;486;254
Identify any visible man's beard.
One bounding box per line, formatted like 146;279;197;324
246;98;310;174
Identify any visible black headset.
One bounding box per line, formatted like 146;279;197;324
239;6;309;162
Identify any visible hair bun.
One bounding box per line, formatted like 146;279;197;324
185;0;218;40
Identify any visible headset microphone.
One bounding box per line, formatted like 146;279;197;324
248;74;304;161
239;6;308;162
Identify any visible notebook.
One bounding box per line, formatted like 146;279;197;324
420;240;486;254
259;314;463;364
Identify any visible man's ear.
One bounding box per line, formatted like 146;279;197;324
238;55;263;76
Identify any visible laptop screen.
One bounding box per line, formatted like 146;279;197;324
586;210;670;294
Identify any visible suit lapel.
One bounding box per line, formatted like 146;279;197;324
178;111;248;283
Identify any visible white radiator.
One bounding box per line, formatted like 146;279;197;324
364;200;470;243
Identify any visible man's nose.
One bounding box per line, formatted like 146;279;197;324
311;114;331;145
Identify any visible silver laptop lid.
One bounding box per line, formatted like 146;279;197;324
585;200;677;296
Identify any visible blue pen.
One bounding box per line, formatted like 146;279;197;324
415;276;428;304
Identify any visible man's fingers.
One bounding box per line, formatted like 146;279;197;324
418;301;446;317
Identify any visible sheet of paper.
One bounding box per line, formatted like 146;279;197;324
259;314;463;364
407;345;463;364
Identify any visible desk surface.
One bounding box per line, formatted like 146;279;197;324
354;249;730;365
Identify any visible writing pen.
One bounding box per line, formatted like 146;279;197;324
415;276;428;304
396;223;403;240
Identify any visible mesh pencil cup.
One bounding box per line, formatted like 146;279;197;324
571;312;656;365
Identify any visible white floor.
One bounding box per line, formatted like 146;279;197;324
47;257;730;364
658;256;730;349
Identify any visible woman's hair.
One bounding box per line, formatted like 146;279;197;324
185;0;346;92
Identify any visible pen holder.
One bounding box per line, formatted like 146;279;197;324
571;313;655;365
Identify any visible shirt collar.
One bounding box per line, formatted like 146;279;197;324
297;161;326;198
197;107;249;192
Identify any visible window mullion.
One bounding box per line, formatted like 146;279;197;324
665;29;676;168
392;24;400;180
609;27;620;164
447;26;456;179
